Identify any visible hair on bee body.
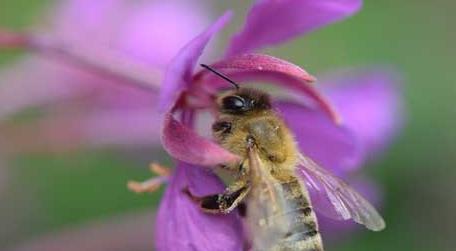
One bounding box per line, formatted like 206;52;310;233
187;64;384;251
198;64;325;250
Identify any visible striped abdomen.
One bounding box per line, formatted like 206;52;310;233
271;178;323;251
246;177;324;251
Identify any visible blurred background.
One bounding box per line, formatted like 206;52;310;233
0;0;455;250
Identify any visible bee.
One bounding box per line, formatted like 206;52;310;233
184;64;385;251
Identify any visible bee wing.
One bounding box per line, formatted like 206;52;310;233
247;144;281;211
297;153;386;231
246;145;291;249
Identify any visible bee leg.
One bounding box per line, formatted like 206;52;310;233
220;185;250;213
183;189;222;213
183;185;250;214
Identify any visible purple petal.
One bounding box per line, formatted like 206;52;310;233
226;0;363;56
54;0;211;68
158;11;232;112
53;0;123;43
195;53;340;124
0;53;162;122
276;101;362;174
155;162;243;251
321;69;403;157
118;0;212;67
0;57;93;121
161;113;239;167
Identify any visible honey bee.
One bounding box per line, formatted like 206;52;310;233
185;64;385;251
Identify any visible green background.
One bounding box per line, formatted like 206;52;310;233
1;0;455;250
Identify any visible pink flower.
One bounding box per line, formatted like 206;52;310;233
153;1;402;250
0;0;403;250
0;0;211;150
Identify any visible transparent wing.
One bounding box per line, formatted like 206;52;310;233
246;144;285;220
297;153;386;231
246;146;292;250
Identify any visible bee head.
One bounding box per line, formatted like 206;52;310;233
200;64;271;114
218;88;271;115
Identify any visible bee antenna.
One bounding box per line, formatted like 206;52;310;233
201;64;239;90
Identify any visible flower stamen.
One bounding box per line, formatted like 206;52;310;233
127;163;170;193
149;163;171;177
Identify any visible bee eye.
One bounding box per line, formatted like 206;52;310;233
222;96;246;111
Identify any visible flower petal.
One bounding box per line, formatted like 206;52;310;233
276;101;361;174
195;53;340;124
54;0;211;68
158;11;232;112
53;0;123;44
0;57;92;121
226;0;363;56
161;113;239;167
155;162;243;251
322;69;403;157
118;0;212;67
53;0;130;39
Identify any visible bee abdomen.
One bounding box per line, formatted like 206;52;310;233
272;207;323;251
275;221;323;251
273;179;324;251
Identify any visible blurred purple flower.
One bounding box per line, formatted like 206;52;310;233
0;0;211;150
153;0;402;250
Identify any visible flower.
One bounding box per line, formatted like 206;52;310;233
153;0;402;250
0;0;403;250
0;0;211;151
